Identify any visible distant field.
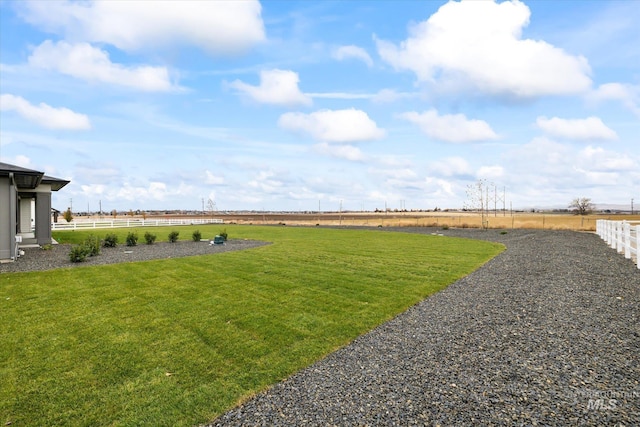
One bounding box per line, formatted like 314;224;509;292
130;212;640;231
0;225;503;426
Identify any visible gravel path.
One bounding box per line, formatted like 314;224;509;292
211;228;640;426
0;239;269;273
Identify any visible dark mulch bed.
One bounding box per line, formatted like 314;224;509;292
0;239;269;273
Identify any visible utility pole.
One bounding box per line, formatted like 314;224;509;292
69;198;73;213
632;198;634;215
503;187;506;216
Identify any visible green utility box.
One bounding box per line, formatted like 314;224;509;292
213;235;225;245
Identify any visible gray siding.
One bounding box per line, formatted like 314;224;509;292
0;178;10;260
0;177;17;260
35;192;52;245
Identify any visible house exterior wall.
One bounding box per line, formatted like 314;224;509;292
0;176;17;261
19;197;32;233
35;192;52;245
0;177;11;260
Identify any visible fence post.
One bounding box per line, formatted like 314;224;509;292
636;225;640;270
623;221;631;259
617;222;623;253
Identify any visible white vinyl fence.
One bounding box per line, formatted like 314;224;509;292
52;218;223;231
596;220;640;269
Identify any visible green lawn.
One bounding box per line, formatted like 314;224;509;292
0;225;503;426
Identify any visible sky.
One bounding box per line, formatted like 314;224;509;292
0;0;638;213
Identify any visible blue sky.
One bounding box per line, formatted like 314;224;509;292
1;0;638;213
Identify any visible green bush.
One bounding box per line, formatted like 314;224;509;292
68;245;89;263
103;233;118;247
126;232;138;247
84;234;101;257
192;230;202;242
144;232;157;245
218;228;228;241
168;230;179;243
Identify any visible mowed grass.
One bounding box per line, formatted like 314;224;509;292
0;225;503;426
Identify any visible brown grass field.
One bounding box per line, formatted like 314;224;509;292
187;211;640;232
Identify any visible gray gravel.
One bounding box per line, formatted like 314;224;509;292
0;239;269;273
211;228;640;426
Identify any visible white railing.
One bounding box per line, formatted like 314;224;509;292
52;218;223;230
596;220;640;269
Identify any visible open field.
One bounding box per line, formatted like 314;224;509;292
137;212;640;231
0;225;502;426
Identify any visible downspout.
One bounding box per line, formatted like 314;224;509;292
8;172;18;260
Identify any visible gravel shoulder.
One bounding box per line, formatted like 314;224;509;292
0;239;269;273
211;228;640;426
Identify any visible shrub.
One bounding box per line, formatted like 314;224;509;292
68;245;89;263
192;230;202;242
63;207;73;223
168;231;179;243
103;233;118;247
218;229;228;241
144;232;157;245
84;234;101;257
126;232;138;247
441;224;449;230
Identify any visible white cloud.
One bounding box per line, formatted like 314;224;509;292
28;40;176;92
278;109;385;143
116;182;168;202
80;184;107;198
588;83;640;118
332;45;373;67
371;89;417;104
229;69;312;107
204;171;225;185
399;109;498;143
4;155;33;168
247;170;284;194
428;156;473;177
536;116;617;141
0;94;91;130
579;146;637;172
477;165;504;179
18;0;265;55
376;0;591;98
314;142;366;161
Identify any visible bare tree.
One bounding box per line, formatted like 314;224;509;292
569;197;594;215
206;198;217;218
464;179;489;229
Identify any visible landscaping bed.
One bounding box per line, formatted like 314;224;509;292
0;239;269;273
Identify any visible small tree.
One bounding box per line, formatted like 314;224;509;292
569;197;594;215
63;207;73;223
